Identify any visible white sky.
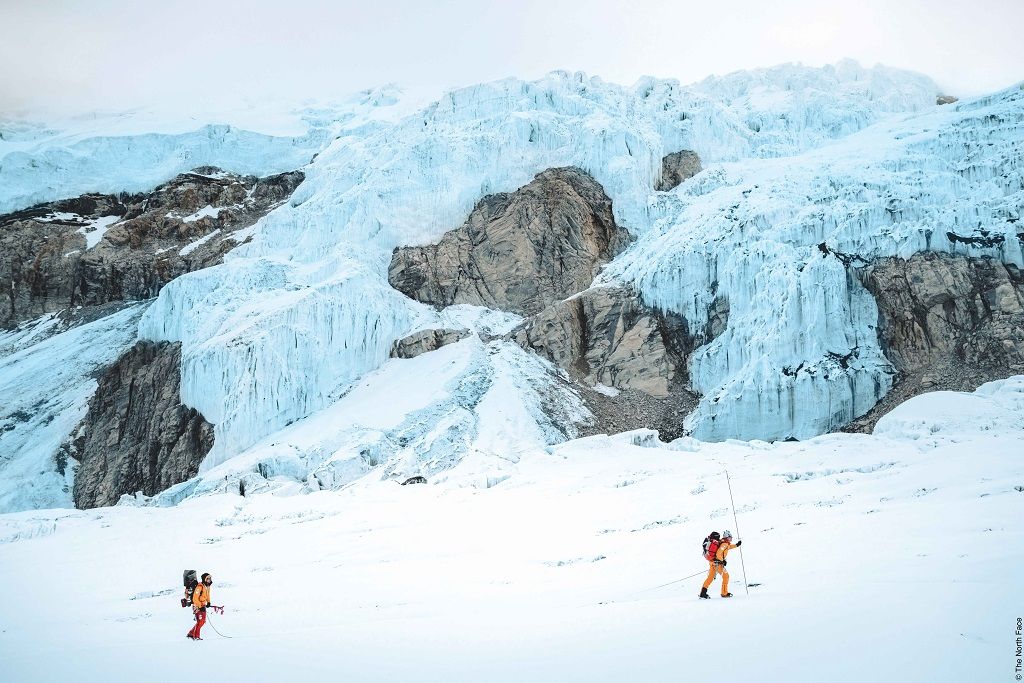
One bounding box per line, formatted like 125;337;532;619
1;0;1022;117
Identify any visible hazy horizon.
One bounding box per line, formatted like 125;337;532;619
2;0;1022;119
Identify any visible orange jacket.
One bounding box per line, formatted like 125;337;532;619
715;541;738;562
192;583;210;610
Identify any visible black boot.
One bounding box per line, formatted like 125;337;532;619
699;587;709;599
721;592;733;598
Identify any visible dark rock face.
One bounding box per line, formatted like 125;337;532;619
511;286;690;398
655;150;702;191
1;167;303;328
936;94;959;105
390;328;472;359
388;167;632;316
510;285;708;438
845;252;1024;432
72;341;214;509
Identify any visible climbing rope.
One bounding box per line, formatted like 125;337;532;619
637;569;708;593
205;611;233;639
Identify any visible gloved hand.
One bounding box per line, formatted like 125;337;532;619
735;540;742;547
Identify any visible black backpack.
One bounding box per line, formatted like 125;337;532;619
181;569;198;608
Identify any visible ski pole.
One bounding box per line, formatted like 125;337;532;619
725;469;749;595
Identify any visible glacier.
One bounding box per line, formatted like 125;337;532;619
133;62;948;467
0;85;424;215
4;60;1022;509
606;83;1024;440
144;335;589;504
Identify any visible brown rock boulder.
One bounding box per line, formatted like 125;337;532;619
511;286;691;398
655;150;702;191
388;167;632;317
863;253;1024;373
390;328;472;359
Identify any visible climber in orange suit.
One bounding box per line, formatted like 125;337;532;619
700;530;742;598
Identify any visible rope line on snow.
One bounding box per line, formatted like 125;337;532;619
636;569;709;593
205;612;233;639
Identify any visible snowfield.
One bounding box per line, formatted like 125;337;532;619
2;60;1022;681
1;378;1021;682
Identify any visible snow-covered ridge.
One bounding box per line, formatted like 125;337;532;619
0;85;429;215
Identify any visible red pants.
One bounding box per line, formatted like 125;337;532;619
188;609;206;639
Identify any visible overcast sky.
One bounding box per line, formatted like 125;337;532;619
2;0;1022;118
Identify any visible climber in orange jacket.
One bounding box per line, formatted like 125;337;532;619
187;573;223;640
700;530;742;598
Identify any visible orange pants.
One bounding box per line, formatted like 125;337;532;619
702;562;729;595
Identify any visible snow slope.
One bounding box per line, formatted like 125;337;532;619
0;378;1021;682
148;335;590;503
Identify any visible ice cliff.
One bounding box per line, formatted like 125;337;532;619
3;60;1022;510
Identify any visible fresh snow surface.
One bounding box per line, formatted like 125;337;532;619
179;228;222;256
0;378;1021;682
35;212;121;249
0;305;146;512
79;214;120;249
175;205;221;223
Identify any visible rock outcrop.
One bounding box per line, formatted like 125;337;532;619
71;341;214;509
844;252;1024;432
388;167;632;316
511;286;690;398
390;328;472;359
510;285;710;439
655;150;702;191
388;166;719;438
1;167;303;328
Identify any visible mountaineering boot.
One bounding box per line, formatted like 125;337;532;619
721;592;733;598
699;587;709;599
